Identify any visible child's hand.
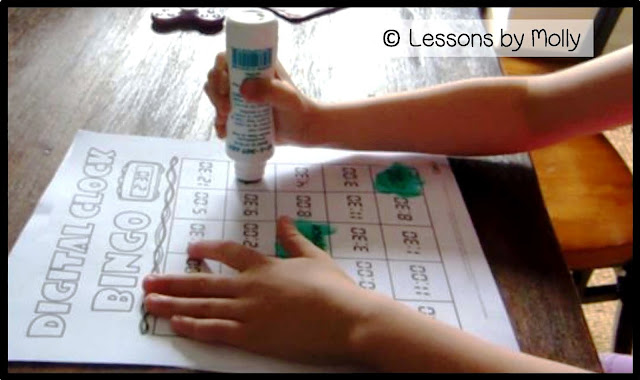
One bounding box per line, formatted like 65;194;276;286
204;52;320;146
143;216;384;365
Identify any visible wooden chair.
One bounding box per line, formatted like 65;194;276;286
499;54;633;354
531;133;633;354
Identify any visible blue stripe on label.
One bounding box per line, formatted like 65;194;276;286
231;48;273;70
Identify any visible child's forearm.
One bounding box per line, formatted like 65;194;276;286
348;297;590;373
304;45;632;156
527;45;633;145
306;76;537;155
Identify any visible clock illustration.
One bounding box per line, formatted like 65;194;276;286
117;161;164;202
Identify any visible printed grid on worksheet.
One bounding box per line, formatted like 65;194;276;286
152;158;462;335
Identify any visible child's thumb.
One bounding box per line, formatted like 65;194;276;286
240;78;303;111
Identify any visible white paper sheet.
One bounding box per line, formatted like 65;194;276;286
8;130;519;372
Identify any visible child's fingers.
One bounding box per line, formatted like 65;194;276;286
203;81;229;139
274;59;294;86
211;61;230;96
211;52;229;90
212;90;231;116
205;53;233;140
171;316;245;347
276;216;326;259
215;51;228;69
143;273;240;298
241;78;304;111
144;294;243;320
188;241;271;272
204;81;230;115
214;117;227;139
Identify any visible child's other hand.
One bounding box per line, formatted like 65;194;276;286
204;52;320;146
143;216;385;365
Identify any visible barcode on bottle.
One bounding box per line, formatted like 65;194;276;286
231;48;273;70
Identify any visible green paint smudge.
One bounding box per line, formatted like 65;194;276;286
275;219;335;258
374;162;425;197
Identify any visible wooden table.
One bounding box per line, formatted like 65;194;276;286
8;7;602;372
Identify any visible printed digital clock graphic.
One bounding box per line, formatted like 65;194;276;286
117;161;164;202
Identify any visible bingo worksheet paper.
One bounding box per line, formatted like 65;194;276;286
8;130;519;372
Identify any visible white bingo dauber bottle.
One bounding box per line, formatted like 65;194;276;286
225;8;278;183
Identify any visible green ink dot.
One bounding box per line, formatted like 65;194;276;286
374;162;425;198
275;219;336;258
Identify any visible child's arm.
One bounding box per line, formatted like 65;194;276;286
143;216;591;372
305;45;632;155
211;45;631;155
350;296;590;372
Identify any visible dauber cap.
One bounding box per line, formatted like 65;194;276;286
225;8;278;49
235;162;267;183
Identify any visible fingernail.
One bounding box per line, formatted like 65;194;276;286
279;215;292;224
187;242;202;257
147;293;166;301
143;274;157;286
